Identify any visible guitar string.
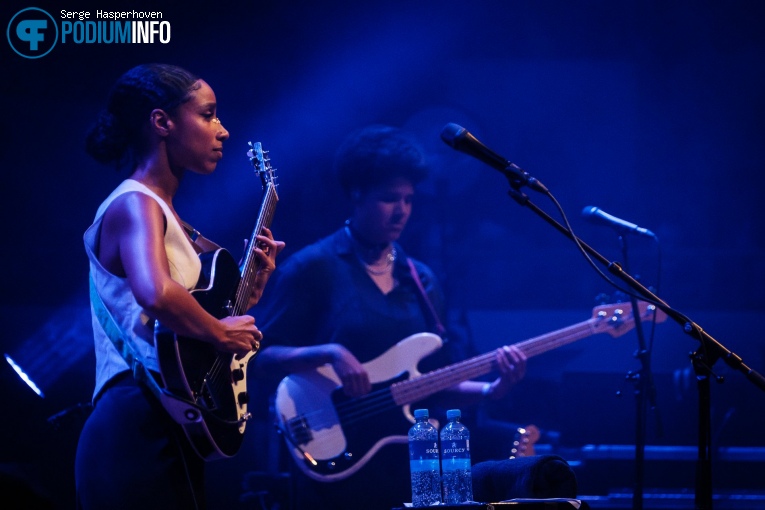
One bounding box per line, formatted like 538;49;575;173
233;186;277;316
180;180;278;423
198;187;277;420
290;322;603;433
364;322;596;411
202;354;248;424
237;185;277;312
334;309;644;429
292;306;646;434
301;327;589;430
513;320;599;358
233;164;275;312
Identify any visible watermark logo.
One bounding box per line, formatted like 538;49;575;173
7;7;58;59
7;8;171;59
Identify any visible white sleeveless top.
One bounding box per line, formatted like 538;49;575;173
84;179;201;400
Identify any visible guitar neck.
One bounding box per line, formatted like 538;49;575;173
390;317;600;406
231;182;278;316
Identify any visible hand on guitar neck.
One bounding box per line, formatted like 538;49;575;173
482;345;528;401
240;226;284;309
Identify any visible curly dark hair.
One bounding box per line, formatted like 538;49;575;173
85;63;201;168
334;124;429;196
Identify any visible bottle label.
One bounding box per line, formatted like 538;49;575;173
441;439;470;459
409;439;439;461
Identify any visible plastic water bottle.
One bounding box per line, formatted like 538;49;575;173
440;409;473;504
408;409;441;507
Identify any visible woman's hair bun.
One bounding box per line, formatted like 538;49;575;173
85;110;130;164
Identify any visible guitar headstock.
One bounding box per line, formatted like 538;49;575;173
510;424;540;459
591;301;668;338
247;141;277;189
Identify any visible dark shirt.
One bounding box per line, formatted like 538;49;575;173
256;227;453;368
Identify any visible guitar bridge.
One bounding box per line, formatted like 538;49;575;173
287;415;313;445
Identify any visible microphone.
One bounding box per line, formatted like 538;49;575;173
581;206;656;237
440;123;548;193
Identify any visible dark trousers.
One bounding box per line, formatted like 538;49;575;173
75;373;205;509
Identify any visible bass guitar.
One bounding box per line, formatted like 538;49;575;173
155;142;278;461
275;301;666;481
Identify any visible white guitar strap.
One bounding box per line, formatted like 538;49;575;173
88;274;203;426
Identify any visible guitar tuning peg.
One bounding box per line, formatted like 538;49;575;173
595;293;610;305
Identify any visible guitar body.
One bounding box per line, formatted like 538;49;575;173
275;332;443;481
156;248;255;460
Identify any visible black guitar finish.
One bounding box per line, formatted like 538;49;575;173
155;142;278;461
155;248;248;459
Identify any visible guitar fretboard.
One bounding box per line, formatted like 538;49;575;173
232;182;278;316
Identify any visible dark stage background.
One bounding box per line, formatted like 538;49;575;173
2;1;764;508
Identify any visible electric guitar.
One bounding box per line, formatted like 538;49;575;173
155;142;278;461
275;301;666;481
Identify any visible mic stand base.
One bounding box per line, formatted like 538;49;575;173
692;349;719;510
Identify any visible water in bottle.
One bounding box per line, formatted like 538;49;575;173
408;408;441;507
440;408;473;504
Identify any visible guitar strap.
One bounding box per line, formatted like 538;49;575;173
181;220;201;241
406;257;447;337
88;275;203;426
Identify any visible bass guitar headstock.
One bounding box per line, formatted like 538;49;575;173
591;301;668;338
509;424;540;458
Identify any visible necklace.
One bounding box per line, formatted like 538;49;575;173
344;225;397;276
363;246;397;276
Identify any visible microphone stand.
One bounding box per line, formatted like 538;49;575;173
617;235;663;510
499;172;765;510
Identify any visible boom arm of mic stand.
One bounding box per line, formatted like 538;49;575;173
504;184;765;391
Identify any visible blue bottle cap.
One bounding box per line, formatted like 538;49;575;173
446;409;461;420
414;409;429;419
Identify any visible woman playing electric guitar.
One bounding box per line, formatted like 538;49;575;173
77;63;284;510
